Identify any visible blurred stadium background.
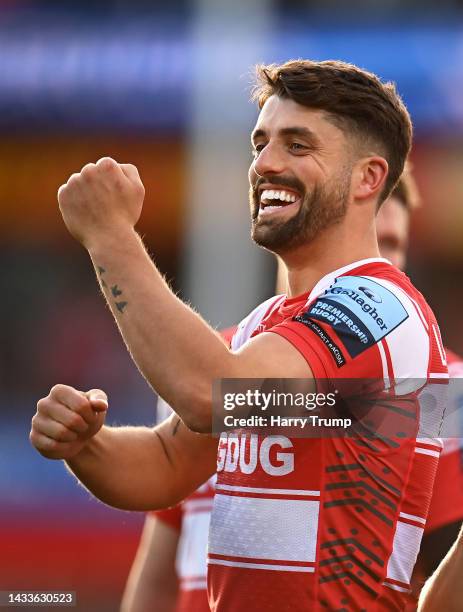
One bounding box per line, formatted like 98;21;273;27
1;0;463;610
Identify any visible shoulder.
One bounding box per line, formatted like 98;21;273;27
305;267;423;355
231;294;285;350
297;264;443;378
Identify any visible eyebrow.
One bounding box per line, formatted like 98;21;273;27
251;126;321;146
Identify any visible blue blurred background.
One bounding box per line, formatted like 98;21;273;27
1;1;463;610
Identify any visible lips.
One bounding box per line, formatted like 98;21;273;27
257;185;302;217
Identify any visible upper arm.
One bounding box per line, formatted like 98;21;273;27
231;331;314;378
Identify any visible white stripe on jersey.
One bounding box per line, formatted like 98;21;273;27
231;295;285;351
215;483;320;497
362;276;430;380
208;558;316;573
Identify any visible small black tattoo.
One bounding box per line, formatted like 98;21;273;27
172;418;181;436
155;430;173;465
115;301;128;313
97;266;107;287
111;284;123;297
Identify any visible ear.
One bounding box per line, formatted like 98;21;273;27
351;156;389;203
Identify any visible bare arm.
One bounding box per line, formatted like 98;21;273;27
57;158;313;432
121;515;179;612
418;524;463;612
30;385;217;510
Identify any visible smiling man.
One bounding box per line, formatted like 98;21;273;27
31;60;447;611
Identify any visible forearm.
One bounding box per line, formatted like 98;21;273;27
88;230;235;430
65;417;214;511
121;517;179;612
418;525;463;611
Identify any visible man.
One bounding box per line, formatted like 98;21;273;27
30;60;447;610
122;171;433;612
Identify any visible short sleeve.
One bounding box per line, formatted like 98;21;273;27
270;275;409;379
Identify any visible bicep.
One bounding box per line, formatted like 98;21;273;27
231;331;314;378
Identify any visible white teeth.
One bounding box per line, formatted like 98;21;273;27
260;189;298;204
263;205;281;212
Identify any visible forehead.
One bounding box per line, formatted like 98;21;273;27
253;95;344;143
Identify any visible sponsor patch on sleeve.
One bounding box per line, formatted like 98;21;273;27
294;275;409;358
292;315;346;367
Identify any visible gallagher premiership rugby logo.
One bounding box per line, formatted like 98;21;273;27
296;276;408;358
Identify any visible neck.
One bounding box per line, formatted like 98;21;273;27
280;215;381;297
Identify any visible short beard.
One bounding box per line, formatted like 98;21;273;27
250;172;350;254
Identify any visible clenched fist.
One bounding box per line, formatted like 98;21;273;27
30;384;108;460
58;157;145;250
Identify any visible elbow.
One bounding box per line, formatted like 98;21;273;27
176;387;213;434
181;402;213;433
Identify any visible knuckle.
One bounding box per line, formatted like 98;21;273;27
36;397;47;412
67;172;81;185
81;163;96;176
96;157;116;172
50;383;64;397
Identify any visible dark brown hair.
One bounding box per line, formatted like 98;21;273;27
252;59;413;203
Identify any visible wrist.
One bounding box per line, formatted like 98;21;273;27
66;428;105;468
86;227;141;259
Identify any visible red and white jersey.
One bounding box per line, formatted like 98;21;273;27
207;258;448;612
154;477;215;612
425;349;463;534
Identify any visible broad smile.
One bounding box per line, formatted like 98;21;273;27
258;186;302;217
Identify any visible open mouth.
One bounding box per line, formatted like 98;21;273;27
258;188;302;216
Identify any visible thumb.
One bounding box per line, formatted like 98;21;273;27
85;389;108;412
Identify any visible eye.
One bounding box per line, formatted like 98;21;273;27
251;143;266;157
289;142;307;153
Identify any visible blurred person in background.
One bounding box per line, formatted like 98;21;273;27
417;523;463;611
375;169;463;607
31;59;448;611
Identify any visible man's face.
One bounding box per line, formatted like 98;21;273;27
248;96;353;253
376;196;410;270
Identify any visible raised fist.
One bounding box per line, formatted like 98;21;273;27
58;157;145;250
30;384;108;460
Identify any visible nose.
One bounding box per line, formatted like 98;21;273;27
253;142;287;177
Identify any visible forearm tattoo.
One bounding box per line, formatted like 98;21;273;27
97;265;128;314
